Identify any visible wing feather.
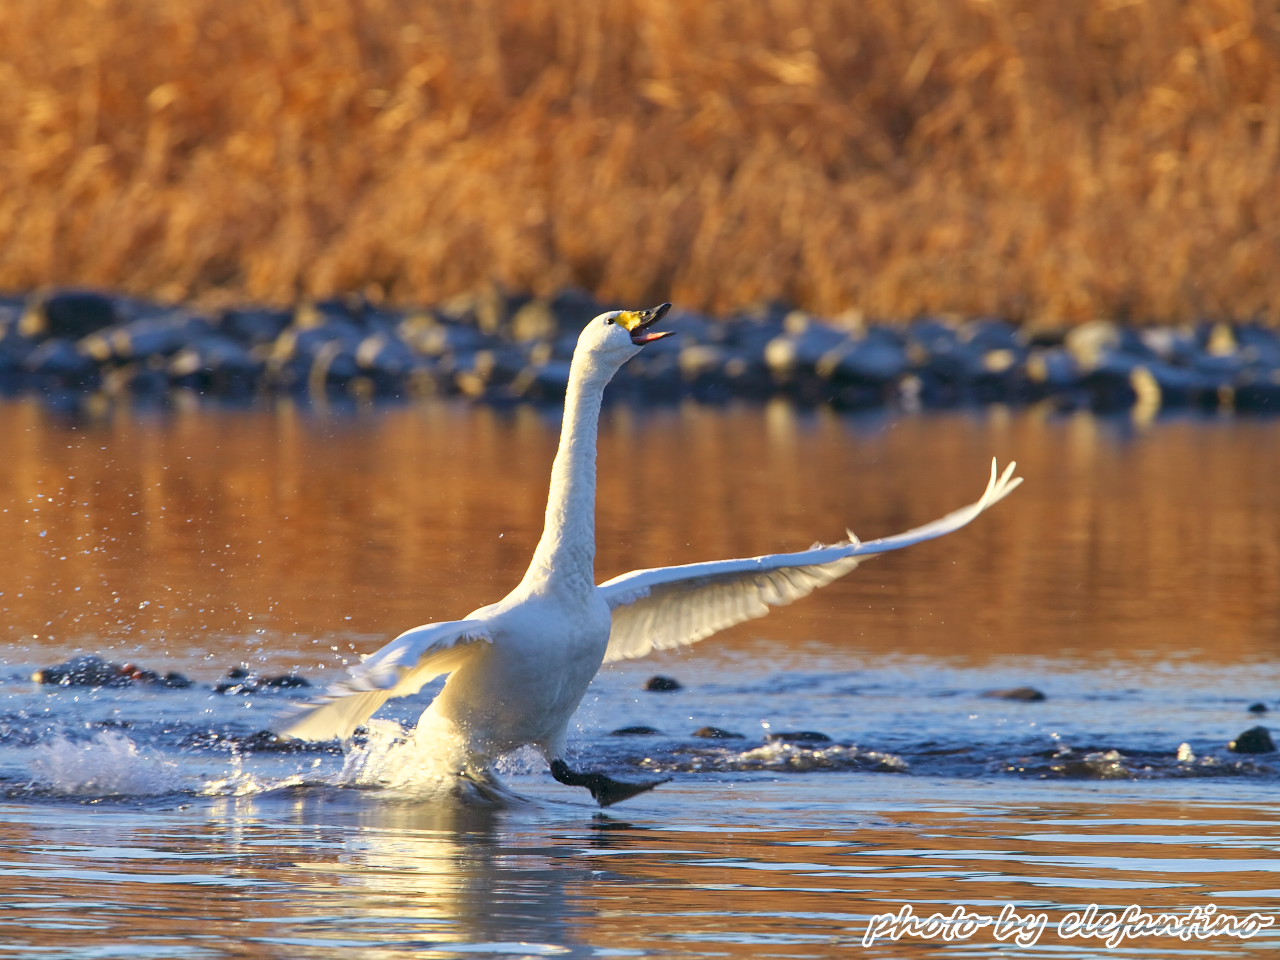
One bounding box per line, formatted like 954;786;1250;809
600;459;1021;662
274;619;492;741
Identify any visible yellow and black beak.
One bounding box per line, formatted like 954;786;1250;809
620;302;674;345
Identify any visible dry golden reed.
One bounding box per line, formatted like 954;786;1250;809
0;0;1276;323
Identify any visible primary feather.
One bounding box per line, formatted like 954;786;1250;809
600;459;1021;662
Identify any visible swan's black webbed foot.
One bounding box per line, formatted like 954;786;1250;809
549;759;671;807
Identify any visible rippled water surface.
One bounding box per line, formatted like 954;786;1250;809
0;398;1278;958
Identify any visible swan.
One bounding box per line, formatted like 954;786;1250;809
276;303;1022;805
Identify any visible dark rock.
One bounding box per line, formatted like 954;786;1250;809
1140;327;1202;366
81;312;214;363
692;726;745;739
962;317;1021;353
237;729;321;752
509;359;573;401
452;345;530;398
399;311;490;358
269;323;364;393
218;307;292;346
32;655;127;687
105;362;170;399
215;669;310;695
260;674;310;689
118;665;193;688
982;686;1047;702
0;297;23;330
716;312;783;360
0;323;37;375
1048;748;1133;779
905;316;1002;405
1234;322;1280;361
355;332;429;392
38;291;118;339
820;329;909;385
909;315;964;356
1233;371;1280;413
431;286;529;336
1024;347;1082;396
764;313;850;383
32;655;190;688
1248;702;1269;714
169;335;265;396
510;290;606;342
644;675;683;692
1130;360;1219;410
23;339;100;385
678;342;731;388
610;725;664;736
306;294;378;328
619;347;683;400
1229;726;1276;754
1066;319;1155;367
765;730;832;743
1081;353;1143;411
180;728;341;753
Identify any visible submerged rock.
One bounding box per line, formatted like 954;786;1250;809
32;655;191;689
692;726;745;739
180;728;340;754
982;686;1047;702
765;730;832;744
1049;748;1133;779
644;675;683;692
610;725;664;736
214;667;311;695
1247;702;1269;714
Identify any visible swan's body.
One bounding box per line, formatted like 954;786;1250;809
277;304;1022;804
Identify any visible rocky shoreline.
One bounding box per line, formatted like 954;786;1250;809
2;288;1278;413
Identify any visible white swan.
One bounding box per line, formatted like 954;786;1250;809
276;304;1022;805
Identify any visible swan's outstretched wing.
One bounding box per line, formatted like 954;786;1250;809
274;619;492;741
600;459;1021;663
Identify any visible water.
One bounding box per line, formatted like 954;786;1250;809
0;397;1278;957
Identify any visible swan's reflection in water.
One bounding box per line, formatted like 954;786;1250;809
214;787;605;955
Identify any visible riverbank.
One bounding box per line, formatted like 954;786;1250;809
2;288;1278;414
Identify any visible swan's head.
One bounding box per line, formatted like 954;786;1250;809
576;303;674;370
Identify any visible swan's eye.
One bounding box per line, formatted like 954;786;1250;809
605;317;615;326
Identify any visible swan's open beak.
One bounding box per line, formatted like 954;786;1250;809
623;302;675;345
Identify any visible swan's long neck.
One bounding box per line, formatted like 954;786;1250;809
519;354;612;598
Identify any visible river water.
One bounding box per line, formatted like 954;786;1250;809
0;397;1277;958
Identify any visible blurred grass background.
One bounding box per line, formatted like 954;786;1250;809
1;0;1276;324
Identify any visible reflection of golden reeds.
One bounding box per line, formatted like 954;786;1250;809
0;0;1275;323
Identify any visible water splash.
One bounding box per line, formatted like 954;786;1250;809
639;739;911;775
29;731;187;797
332;718;533;806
